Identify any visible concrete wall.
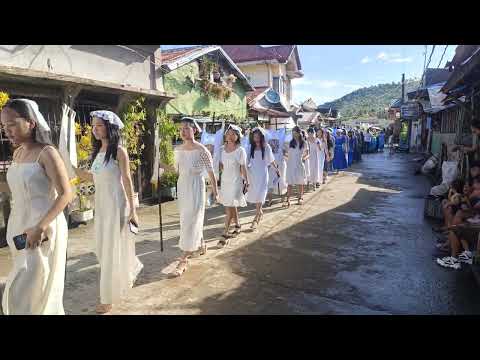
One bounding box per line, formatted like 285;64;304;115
163;61;247;119
237;63;270;88
0;45;163;91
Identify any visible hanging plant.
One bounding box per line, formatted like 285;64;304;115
120;97;147;173
157;110;177;167
198;56;219;80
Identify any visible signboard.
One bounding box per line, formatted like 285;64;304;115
401;102;420;119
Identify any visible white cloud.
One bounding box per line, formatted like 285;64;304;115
361;56;371;64
376;51;414;64
292;77;339;89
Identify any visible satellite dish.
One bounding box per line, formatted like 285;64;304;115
265;89;281;104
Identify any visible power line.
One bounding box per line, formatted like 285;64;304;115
437;45;449;68
420;45;436;87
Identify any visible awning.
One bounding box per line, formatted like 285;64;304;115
442;47;480;93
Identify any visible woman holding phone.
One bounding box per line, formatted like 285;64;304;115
0;99;72;315
74;110;143;314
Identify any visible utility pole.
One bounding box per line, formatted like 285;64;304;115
401;73;405;104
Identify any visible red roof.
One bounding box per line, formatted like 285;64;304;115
221;45;300;69
161;46;206;64
246;87;269;104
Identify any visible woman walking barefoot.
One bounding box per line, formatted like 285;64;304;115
218;125;248;247
74;110;143;314
160;117;218;276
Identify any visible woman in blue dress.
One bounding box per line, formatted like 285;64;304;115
378;130;385;152
347;130;355;167
333;129;348;171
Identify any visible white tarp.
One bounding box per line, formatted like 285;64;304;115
58;103;77;179
427;83;448;108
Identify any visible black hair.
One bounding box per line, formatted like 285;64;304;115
91;117;121;165
473;175;480;184
307;127;316;134
290;126;305;149
451;179;465;194
226;127;241;145
471;118;480;131
249;128;266;160
470;161;480;169
3;99;39;142
181;118;199;134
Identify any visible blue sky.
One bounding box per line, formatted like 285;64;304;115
161;45;456;105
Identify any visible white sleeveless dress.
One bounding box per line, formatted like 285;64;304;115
2;146;68;315
246;144;275;204
307;139;322;184
91;151;143;305
175;147;214;252
219;146;247;208
286;145;307;185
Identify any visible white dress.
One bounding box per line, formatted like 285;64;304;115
175;147;213;252
307;139;322;184
2;146;67;315
219;146;247;207
246;144;275;204
317;139;327;181
286;145;307;185
91;151;143;305
268;144;287;195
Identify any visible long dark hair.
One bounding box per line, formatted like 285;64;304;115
249;128;266;160
226;127;241;145
290;126;305;149
3;99;40;143
91;118;121;165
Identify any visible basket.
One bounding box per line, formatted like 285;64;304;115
424;195;444;220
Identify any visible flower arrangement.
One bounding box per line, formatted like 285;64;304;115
75;122;93;168
0;91;9;110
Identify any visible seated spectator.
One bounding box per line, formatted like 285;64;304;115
436;176;480;269
434;179;466;236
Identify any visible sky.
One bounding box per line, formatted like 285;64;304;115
161;45;457;106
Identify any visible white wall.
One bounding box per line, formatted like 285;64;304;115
238;63;270;88
0;45;162;91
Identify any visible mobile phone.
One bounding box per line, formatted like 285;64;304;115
13;233;49;250
129;221;139;235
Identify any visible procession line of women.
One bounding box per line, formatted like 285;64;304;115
0;99;366;315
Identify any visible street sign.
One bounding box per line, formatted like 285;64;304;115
401;102;420;119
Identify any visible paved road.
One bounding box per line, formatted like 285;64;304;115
1;150;480;314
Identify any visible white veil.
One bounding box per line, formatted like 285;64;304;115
16;98;52;145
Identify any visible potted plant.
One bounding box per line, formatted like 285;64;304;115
70;123;95;224
159;171;178;200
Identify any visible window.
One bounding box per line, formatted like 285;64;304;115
272;76;279;92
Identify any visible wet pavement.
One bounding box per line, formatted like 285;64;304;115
1;150;480;314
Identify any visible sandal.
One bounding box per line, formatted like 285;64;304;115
266;199;273;207
250;216;258;229
298;198;304;205
173;258;188;277
282;199;291;208
218;237;230;248
232;225;241;237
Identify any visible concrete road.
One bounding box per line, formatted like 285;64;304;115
1;151;480;314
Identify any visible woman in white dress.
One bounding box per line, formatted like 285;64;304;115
302;130;311;191
306;127;323;190
160;117;218;276
246;127;279;229
218;125;248;246
0;99;72;315
285;126;309;207
74;110;143;314
266;129;287;207
316;127;328;185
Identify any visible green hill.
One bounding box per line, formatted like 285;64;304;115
322;78;421;121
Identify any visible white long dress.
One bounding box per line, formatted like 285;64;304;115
175;147;214;252
91;151;143;305
286;145;307;185
246;144;275;204
317;139;327;183
268;140;287;195
219;146;247;207
2;146;67;315
307;139;322;184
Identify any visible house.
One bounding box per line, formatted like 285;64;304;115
317;106;339;128
0;45;174;241
221;45;303;128
160;45;254;133
296;98;321;128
